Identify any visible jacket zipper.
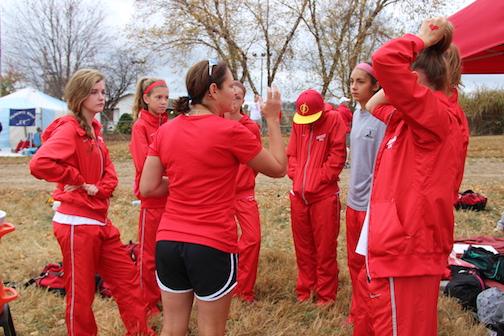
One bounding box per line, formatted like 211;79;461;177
365;238;372;282
97;142;104;177
96;140;108;207
364;109;396;283
301;126;313;205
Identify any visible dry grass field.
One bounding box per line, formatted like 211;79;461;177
1;135;503;335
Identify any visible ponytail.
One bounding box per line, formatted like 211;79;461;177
412;22;454;94
174;96;191;114
173;60;229;115
445;44;462;89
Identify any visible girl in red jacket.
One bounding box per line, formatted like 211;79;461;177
140;60;286;336
362;17;466;335
30;69;154;336
129;77;169;316
225;80;262;302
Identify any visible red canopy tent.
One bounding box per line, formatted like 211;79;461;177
449;0;504;74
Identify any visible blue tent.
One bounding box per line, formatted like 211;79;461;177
0;88;67;149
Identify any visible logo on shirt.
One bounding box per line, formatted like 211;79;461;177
386;135;397;149
363;127;376;140
315;134;326;142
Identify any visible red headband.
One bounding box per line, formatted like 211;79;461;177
356;63;377;80
144;80;167;95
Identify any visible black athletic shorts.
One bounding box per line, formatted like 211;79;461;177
156;240;238;301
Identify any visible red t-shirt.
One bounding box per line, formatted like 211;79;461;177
149;114;262;252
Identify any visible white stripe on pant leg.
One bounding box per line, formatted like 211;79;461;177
70;225;75;336
139;209;147;290
389;277;397;336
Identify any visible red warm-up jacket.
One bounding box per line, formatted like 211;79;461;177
29;115;118;222
287;111;347;204
235;114;261;197
130;109;168;208
367;34;462;278
336;104;352;133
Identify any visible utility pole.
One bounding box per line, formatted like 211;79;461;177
252;52;266;97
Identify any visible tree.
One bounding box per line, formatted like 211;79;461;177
302;0;446;98
99;48;149;129
117;113;134;134
4;0;108;99
130;0;308;95
0;70;23;97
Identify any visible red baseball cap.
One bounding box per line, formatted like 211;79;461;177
294;89;324;124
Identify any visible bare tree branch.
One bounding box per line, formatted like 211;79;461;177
5;0;108;99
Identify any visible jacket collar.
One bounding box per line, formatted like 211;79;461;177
74;117;102;138
43;115;102;141
139;109;168;127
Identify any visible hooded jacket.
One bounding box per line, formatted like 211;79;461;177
30;115;118;222
287;110;347;204
130;109;168;208
366;34;463;278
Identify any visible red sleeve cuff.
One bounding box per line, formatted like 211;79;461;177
403;34;425;54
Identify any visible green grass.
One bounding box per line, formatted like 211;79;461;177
1;135;503;335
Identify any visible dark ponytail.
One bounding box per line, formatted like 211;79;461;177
174;96;191;114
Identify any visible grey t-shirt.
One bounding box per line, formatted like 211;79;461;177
347;106;386;211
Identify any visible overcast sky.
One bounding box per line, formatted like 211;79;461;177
1;0;503;101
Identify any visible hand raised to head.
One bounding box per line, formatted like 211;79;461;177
261;86;282;121
417;17;450;48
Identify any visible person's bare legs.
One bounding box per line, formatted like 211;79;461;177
160;291;194;336
196;292;233;336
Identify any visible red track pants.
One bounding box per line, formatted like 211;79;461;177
234;196;261;302
364;274;441;336
289;193;340;304
137;207;163;315
53;222;154;336
346;206;368;335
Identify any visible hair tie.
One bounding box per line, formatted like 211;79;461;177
356;63;377;80
144;80;167;95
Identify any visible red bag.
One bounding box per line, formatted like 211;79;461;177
454;189;488;211
26;244;139;298
95;275;112;298
25;262;66;296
